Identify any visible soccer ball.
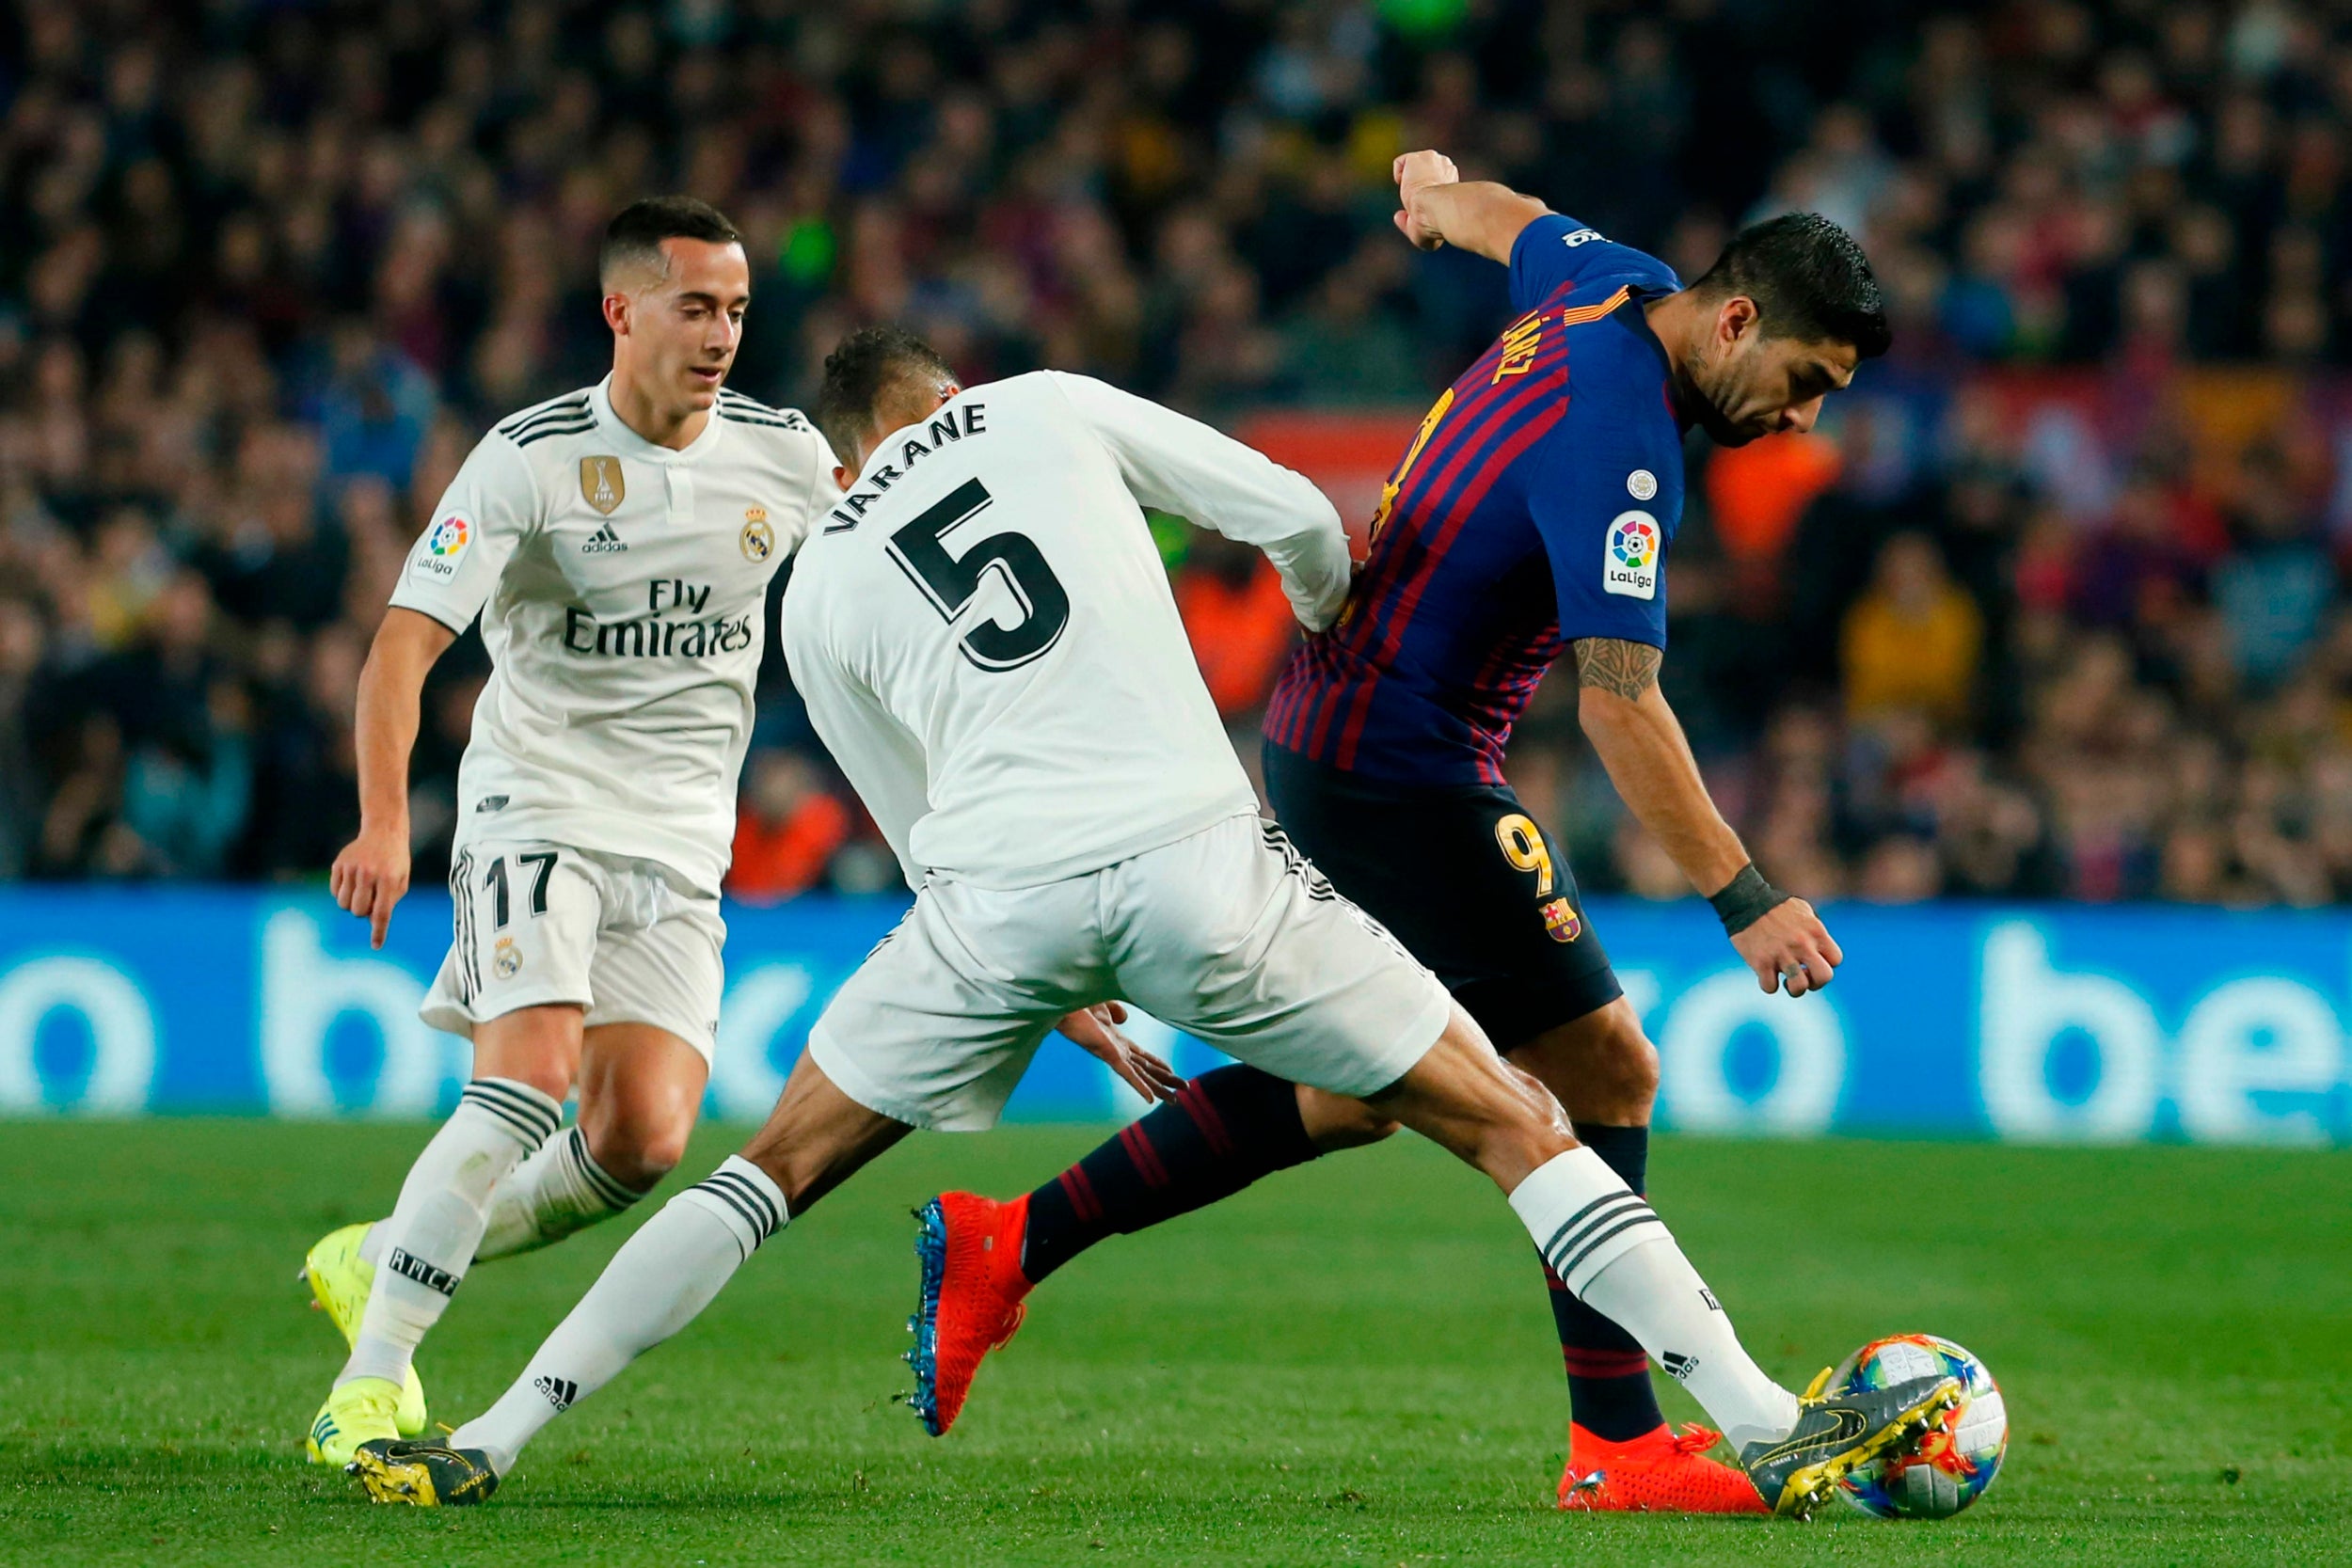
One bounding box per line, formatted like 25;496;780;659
1830;1334;2007;1519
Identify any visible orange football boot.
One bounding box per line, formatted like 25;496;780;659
906;1192;1031;1435
1558;1421;1770;1513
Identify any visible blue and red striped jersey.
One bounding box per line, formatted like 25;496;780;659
1263;214;1686;786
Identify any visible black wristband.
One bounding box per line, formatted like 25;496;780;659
1708;863;1790;936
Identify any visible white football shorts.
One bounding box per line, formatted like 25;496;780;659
808;813;1453;1132
420;838;726;1063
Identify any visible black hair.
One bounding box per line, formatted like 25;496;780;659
816;325;957;466
1691;212;1890;359
599;196;741;286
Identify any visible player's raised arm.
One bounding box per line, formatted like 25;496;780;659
331;608;457;947
1047;371;1351;632
1390;150;1550;263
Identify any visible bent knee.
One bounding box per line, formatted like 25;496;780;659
1513;999;1661;1120
580;1113;692;1191
1612;1029;1662;1103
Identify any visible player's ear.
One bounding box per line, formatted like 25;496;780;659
1717;295;1759;350
832;464;853;491
602;290;631;337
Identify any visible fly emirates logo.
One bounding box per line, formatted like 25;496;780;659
563;578;754;658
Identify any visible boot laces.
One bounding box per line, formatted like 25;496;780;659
1668;1423;1725;1456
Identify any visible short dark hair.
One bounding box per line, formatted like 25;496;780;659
600;196;741;287
816;325;957;465
1691;212;1890;359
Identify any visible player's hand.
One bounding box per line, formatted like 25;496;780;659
1730;898;1843;997
330;825;411;949
1391;150;1461;250
1058;1002;1184;1105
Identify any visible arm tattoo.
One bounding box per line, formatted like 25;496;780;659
1571;637;1662;701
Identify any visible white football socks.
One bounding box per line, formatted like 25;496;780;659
337;1078;563;1389
476;1125;653;1260
452;1156;787;1475
1508;1148;1799;1453
357;1124;651;1269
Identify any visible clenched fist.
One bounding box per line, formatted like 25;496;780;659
1391;150;1462;250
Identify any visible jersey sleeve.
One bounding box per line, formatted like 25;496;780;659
1529;427;1674;651
1508;212;1645;312
780;595;932;891
1045;371;1352;633
388;431;539;632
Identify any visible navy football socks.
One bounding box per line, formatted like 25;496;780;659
1549;1121;1666;1441
1019;1064;1317;1283
1018;1072;1668;1442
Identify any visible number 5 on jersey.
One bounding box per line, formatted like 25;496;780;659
887;478;1070;671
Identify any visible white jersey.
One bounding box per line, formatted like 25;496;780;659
392;377;835;894
782;370;1349;890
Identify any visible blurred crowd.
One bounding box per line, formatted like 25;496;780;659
4;0;2352;909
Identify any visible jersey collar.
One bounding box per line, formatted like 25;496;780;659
590;374;729;464
1613;293;1693;435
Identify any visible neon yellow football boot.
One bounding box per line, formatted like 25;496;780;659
306;1377;405;1467
299;1224;427;1438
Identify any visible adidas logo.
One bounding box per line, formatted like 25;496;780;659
533;1375;579;1411
1662;1352;1699;1382
582;523;628;554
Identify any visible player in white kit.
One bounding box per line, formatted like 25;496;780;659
299;198;839;1465
345;328;1960;1517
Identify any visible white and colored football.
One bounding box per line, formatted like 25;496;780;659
1831;1334;2008;1519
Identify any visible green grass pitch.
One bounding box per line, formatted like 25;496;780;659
3;1120;2346;1566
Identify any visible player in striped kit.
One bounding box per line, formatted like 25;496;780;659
918;150;1890;1513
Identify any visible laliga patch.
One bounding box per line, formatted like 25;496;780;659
1603;510;1660;599
409;515;470;582
1540;896;1581;943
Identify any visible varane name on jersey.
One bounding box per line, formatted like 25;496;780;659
390;378;836;895
784;370;1349;892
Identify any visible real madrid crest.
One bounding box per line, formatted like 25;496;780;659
740;506;775;562
580;456;625;515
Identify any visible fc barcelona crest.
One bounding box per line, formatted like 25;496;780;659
1540;897;1581;943
580;456;625;515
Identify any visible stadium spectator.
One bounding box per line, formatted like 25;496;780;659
1174;534;1299;717
0;0;2346;910
728;749;852;906
1840;532;1984;730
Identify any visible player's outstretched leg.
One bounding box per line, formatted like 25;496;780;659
909;1064;1353;1436
353;1056;907;1503
1389;1011;1959;1519
911;1048;1755;1513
